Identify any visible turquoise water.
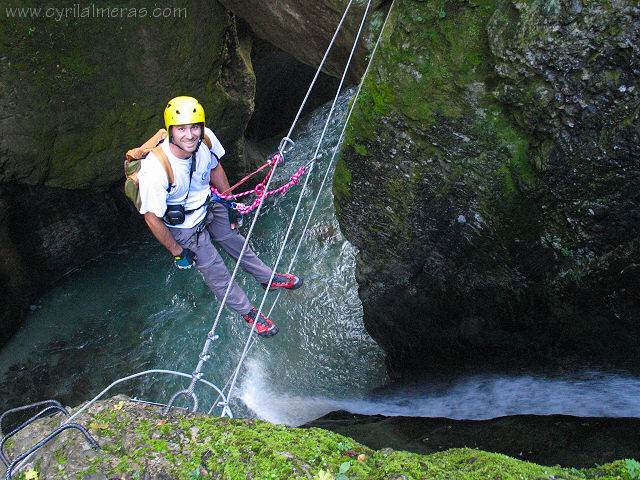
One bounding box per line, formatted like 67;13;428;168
3;92;640;426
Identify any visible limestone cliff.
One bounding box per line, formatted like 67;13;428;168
334;0;640;375
0;0;256;342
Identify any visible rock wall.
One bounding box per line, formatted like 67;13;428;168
0;0;256;343
308;411;640;468
0;0;255;189
245;37;341;141
334;0;640;376
218;0;386;80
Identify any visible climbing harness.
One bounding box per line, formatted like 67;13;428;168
211;151;307;215
1;0;398;476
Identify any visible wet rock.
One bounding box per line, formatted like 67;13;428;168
218;0;389;80
14;396;620;480
306;411;640;468
334;0;640;375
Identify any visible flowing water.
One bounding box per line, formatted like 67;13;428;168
2;92;640;426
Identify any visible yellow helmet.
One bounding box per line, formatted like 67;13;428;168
164;96;205;130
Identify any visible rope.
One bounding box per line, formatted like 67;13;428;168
212;0;363;213
211;153;308;215
263;0;397;321
285;0;398;276
165;0;360;411
223;0;375;404
0;400;67;436
219;152;286;197
282;0;357;142
63;369;230;425
5;424;99;480
7;369;230;476
220;159;275;196
206;0;397;413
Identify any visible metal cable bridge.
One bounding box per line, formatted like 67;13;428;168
0;0;397;477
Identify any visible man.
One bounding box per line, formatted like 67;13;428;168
137;96;302;337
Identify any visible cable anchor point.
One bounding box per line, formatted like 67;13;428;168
278;137;295;154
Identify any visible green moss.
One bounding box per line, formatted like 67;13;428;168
150;438;169;452
0;0;245;190
54;448;68;464
604;69;622;85
22;398;635;480
343;0;502;146
178;419;375;479
477;107;535;196
347;77;397;140
332;156;353;208
3;437;14;450
112;457;134;475
353;144;368;156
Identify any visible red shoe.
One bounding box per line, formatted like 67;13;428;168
262;272;303;291
241;306;279;337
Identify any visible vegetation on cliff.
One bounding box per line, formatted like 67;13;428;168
0;0;255;189
334;0;640;375
2;396;636;480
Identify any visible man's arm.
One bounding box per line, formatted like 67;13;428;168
210;163;231;194
144;212;183;256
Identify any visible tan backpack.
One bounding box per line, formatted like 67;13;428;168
123;129;212;212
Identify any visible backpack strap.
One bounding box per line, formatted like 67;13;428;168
203;132;212;150
125;129;167;161
134;129;210;188
151;145;174;186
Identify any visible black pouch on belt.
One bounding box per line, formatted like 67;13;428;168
164;204;186;225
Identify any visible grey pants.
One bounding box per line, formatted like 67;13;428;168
169;203;273;314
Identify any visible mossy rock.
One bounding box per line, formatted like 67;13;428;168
334;0;640;375
0;0;255;190
2;396;633;479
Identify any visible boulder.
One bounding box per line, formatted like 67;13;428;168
334;0;640;376
218;0;388;80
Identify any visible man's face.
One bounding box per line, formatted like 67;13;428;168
171;123;202;154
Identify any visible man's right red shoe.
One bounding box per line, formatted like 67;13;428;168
261;272;303;291
241;306;279;337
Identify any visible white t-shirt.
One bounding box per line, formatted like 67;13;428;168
138;127;226;228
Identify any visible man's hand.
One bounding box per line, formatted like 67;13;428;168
174;248;197;269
